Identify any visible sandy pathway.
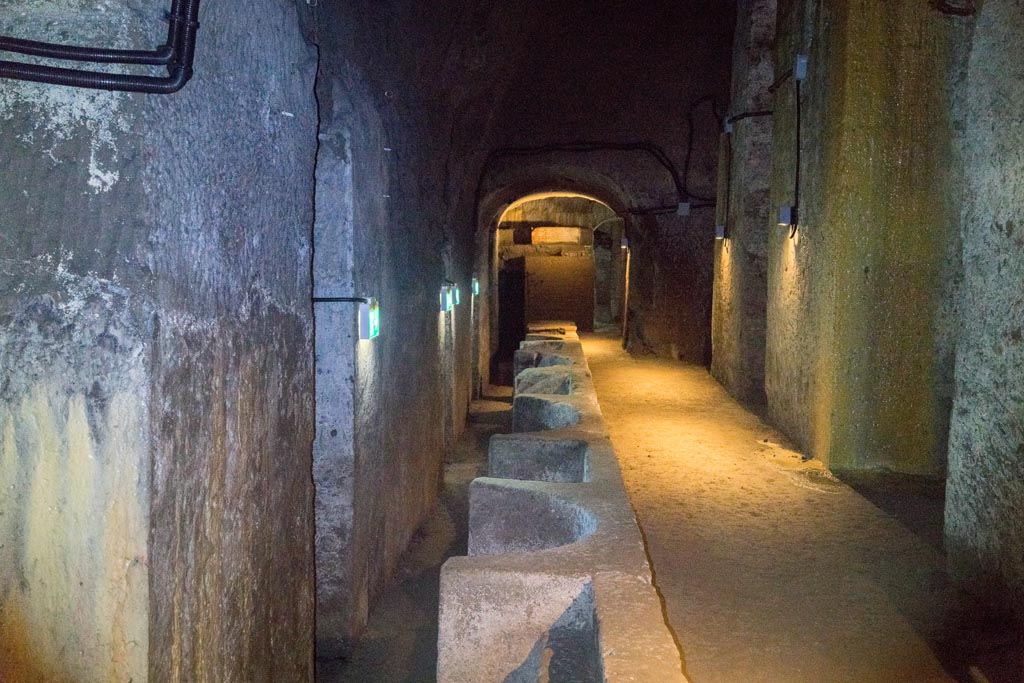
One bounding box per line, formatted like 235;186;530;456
582;333;964;683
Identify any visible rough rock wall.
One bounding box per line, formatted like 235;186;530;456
311;96;359;656
524;254;596;332
767;0;961;473
0;4;154;682
711;0;775;405
311;0;535;652
0;1;319;681
945;0;1024;621
144;3;319;681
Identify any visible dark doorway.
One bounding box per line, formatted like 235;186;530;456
495;256;526;384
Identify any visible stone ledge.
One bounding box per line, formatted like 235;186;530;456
437;322;688;682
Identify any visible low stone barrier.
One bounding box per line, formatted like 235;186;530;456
437;322;687;682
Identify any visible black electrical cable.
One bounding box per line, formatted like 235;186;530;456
768;68;794;94
791;79;802;238
726;110;774;125
0;0;184;65
0;0;200;93
0;36;175;65
722;130;732;237
313;297;371;304
482;142;686;201
629;202;714;216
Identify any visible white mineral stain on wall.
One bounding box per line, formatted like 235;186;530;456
0;384;148;683
0;0;141;193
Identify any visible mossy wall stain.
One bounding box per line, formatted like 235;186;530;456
769;0;959;474
0;386;148;683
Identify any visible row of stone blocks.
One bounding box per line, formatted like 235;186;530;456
437;322;688;682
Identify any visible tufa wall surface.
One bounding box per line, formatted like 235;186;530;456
0;3;151;681
0;1;319;681
767;0;961;474
711;0;776;406
945;0;1024;622
311;0;537;653
524;255;596;333
144;4;319;680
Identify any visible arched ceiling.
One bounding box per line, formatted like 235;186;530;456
498;193;617;230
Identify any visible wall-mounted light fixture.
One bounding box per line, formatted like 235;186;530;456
440;285;455;312
472;277;481;296
773;53;808;239
794;54;809;82
313;296;381;340
621;237;629;250
777;205;797;228
715;224;727;240
442;280;462;309
358;298;381;340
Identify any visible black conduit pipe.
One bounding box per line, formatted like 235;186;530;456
727;110;774;126
0;0;200;93
0;36;175;65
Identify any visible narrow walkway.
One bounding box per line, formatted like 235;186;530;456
582;332;976;683
317;396;508;683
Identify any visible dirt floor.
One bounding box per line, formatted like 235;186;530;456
582;331;1021;683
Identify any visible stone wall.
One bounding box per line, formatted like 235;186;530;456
311;0;536;653
0;1;319;681
711;0;776;406
0;6;150;682
524;254;596;332
766;0;961;474
945;0;1024;622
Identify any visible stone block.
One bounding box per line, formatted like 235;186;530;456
467;479;598;556
489;434;589;483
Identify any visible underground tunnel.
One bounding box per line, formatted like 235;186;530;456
1;1;1022;682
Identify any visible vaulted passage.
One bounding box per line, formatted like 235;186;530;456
1;1;1022;682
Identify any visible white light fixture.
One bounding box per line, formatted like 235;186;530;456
358;298;380;340
472;277;481;296
440;285;454;312
312;296;380;340
777;205;797;228
715;224;727;240
794;54;809;81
